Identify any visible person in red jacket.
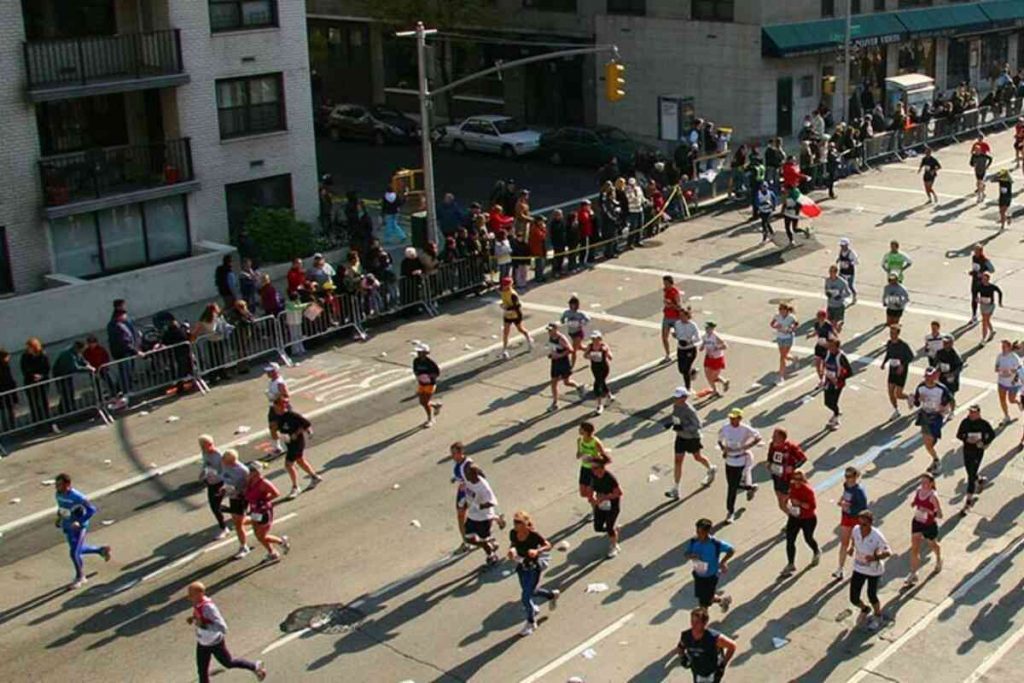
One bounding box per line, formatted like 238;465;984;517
781;469;820;576
575;199;595;263
488;202;514;234
528;216;548;282
286;258;306;297
781;155;809;190
766;427;807;515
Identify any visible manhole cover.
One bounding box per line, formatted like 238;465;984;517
280;603;365;635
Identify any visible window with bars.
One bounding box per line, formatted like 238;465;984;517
209;0;278;32
216;73;286;139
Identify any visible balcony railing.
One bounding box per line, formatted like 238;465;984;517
24;29;184;92
40;138;194;208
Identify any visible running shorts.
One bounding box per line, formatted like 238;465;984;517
911;520;939;540
979;303;996;316
551;357;573;379
841;514;859;528
703;356;726;371
578;466;593;487
692;573;719;607
674;436;703;455
455;487;468;508
249;506;274;527
285;443;303;463
776;334;794;348
827;307;845;323
772;476;790;495
226;497;246;516
917;411;943;440
593;504;620;534
417;383;436;396
814;345;828;360
662;317;678;330
888;369;908;388
569;330;584;341
886;308;905;321
503;312;523;325
464;518;493;541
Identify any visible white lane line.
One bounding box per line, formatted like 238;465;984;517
963;620;1024;682
0;326;549;538
597;263;1024;335
518;613;635;683
887;165;980;177
751;372;819;408
261;627;312;655
847;531;1024;683
863;184;963;200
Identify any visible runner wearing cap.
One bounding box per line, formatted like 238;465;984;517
968;244;995;324
822;338;853;430
918;147;941;204
684;519;734;611
718;409;760;524
499;277;533;360
933;334;962;407
665;386;716;500
992;166;1012;225
765;427;806;516
545;322;584;412
674;307;702;389
585;331;614;415
561;295;591;367
823;265;852;334
662;275;685;362
881;241;912;284
701;321;729;396
674;607;737;683
970;133;992;203
849;510;891;631
882;272;910;326
449;441;474;552
412;343;442;428
264;363;289;454
905;472;942;586
808;309;838;383
974;271;1003;344
881;325;914;420
269;398;322;499
834;467;868;580
956;405;995;513
770;302;798;384
994;339;1022;424
911;368;953;474
837;238;859;304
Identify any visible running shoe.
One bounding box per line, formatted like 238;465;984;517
663;354;672;363
100;546;112;562
549;589;560;610
719;594;733;612
722;379;731;393
1002;415;1013;426
485;553;501;567
432;402;443;416
576;384;587;397
831;568;844;581
286;487;301;500
608;393;617;403
423;420;435;429
281;535;291;555
596;404;604;415
745;484;758;501
978;477;988;492
455;542;472;554
724;513;735;525
526;338;534;352
310;474;324;484
215;528;232;541
810;552;821;567
519;623;536;637
927;460;941;474
70;577;87;590
232;546;251;560
890;409;901;421
497;514;508;530
547;402;559;412
607;544;620;559
903;572;919;587
779;563;796;577
866;615;882;632
254;661;267;681
264;552;281;563
969;316;979;325
664;488;681;500
933;559;943;574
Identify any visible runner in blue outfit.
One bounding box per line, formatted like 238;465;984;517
55;473;111;588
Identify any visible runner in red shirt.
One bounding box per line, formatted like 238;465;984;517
661;275;684;362
781;470;820;576
765;427;807;515
1014;117;1024;168
905;472;943;586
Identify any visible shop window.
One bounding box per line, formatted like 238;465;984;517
800;75;814;98
981;33;1009;83
692;0;734;22
897;39;936;78
607;0;645;15
852;0;862;14
225;174;293;244
0;228;12;294
216;73;286;139
947;38;970;87
209;1;277;32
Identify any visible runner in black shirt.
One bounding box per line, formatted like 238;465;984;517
974;271;1003;344
506;510;559;637
994;168;1013;230
918;147;941;204
934;335;963;410
675;607;737;683
412;343;442;428
881;325;914;420
589;458;622;559
967;244;995;323
956;405;996;514
270;398;322;499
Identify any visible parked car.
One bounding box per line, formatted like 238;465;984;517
539;125;655;168
327;104;419;144
437;115;541;158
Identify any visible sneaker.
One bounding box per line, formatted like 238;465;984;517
254;661;267;681
890;409;901;421
423;420;435;429
903;572;919;587
549;589;560;610
608;393;616;403
215;528;231;541
51;424;61;434
701;466;718;487
232;546;251;560
455;542;472;554
1002;415;1013;426
779;563;796;577
286;487;301;500
927;459;941;474
100;546;112;562
576;384;587;397
607;544;620;559
664;488;681;500
485;553;501;567
745;484;758;501
547;402;559;412
432;402;443;416
810;552;821;567
722;379;731;393
497;514;508;531
519;623;536;637
831;568;844;581
719;594;733;612
663;354;672;363
724;512;735;525
310;474;324;484
264;552;281;563
281;535;291;555
933;559;943;573
978;477;988;492
596;404;604;415
866;615;882;632
500;350;511;360
70;577;87;590
969;315;979;324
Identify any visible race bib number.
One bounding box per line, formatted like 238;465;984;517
972;263;981;272
885;296;901;307
696;675;716;683
816;337;827;347
692;560;709;575
725;440;742;452
980;297;992;305
914;508;931;523
598;499;612;511
825;369;838;381
567;320;581;332
788;505;801;517
889;359;902;369
967;432;983;444
672;416;682;426
938;363;951;373
417;373;432;384
770;463;784;476
589;352;604;362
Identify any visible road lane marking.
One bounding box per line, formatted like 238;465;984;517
518;613;635;683
963;619;1024;682
751;371;819;408
863;184;963;200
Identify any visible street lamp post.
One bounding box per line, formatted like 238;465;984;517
396;22;439;245
842;0;853;122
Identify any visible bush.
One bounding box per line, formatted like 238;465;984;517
244;207;317;264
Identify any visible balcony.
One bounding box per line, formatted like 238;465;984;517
40;138;198;219
24;29;189;102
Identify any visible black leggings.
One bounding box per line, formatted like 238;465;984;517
206;484;226;530
850;571;880;607
591;362;610;397
197;641;257;683
783;217;798;241
760;213;774;239
785;516;820;564
725;464;753;514
971;282;982;317
824;385;843;417
677;347;697;389
964;448;984;495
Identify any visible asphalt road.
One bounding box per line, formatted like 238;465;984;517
6;130;1024;682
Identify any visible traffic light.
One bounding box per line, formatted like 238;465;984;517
605;61;625;102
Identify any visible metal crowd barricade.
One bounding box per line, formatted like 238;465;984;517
102;341;207;406
194;314;287;380
424;258;490;306
0;372;111;444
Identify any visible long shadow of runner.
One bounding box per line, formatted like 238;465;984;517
321;425;423;470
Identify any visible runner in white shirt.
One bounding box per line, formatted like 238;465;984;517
911;369;953;474
462;465;505;566
994;339;1022;424
560;295;591;367
921;321;944;366
769;302;798;384
717;408;760;524
700;321;730;396
263;363;289;453
849;510;891;631
673;308;702;390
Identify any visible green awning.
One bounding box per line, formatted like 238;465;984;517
895;3;991;38
762;13;907;58
979;0;1024;27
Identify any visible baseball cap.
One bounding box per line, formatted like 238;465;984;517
414;343;430;353
263;362;280;373
838;237;850;247
942;334;954;342
728;408;743;419
313;252;324;260
968;404;981;412
590;330;603;339
673;386;690;398
887;272;899;280
500;276;512;285
925;366;939;376
705;320;717;328
546;321;560;330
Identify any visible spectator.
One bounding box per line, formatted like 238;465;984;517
400;246;426;308
214;255;239;309
442;236;459;263
599;181;621;260
420;242;440;274
258;273;283;317
306;253;335;287
365;238;397;308
501;179;519;216
107;309;140;400
464;202;483;230
224;300;256;374
340;250;365;294
528;216;548;283
577;198;595;263
344;190;360;236
513;190;532;238
511;231;530;288
494;228;513;281
53;340;93;413
286;258;306;297
381;186;407;245
765;138;785;192
438;193;466;237
83;335;116;396
284;292;309;356
160;317;193;395
549;209;568;277
488;202;514;234
646;179;666;233
0;348;16;433
192;303;232;383
238;258;261;311
625;177;646;247
565;209;582;271
20;337;52;429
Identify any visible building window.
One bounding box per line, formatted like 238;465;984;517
225;174;293;244
981;33;1010;85
216;73;286;139
800;75;814;98
822;0;835;18
897;38;936;78
692;1;734;22
852;0;862;14
525;0;577;10
209;0;277;32
49;197;191;278
897;0;932;8
0;228;12;294
607;0;645;16
947;37;970;87
874;0;885;10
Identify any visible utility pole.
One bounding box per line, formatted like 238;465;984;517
397;22;439;244
842;0;853;122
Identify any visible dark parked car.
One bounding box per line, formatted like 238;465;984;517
327;104;419;144
539;125;655;168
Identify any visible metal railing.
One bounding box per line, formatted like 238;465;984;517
0;372;111;441
40;137;193;207
193;315;289;380
24;29;184;91
99;341;207;408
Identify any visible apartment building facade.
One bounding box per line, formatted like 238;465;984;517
0;0;317;348
306;0;1024;144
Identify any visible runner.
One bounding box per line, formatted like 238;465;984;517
834;467;869;580
264;362;289;454
849;510;891;631
545;321;584;412
270;398;322;499
756;181;778;243
969;132;993;203
882;272;910;327
808;309;838;382
781;187;802;245
684;518;734;611
822;338;854;430
585;331;614;415
507;510;559;637
823;265;851;334
770;302;798;384
665;386;716;500
675;607;737;683
880;240;912;284
994;168;1013;229
922;321;945;367
674;307;702;389
243;462;290;562
54;473;111;589
881;324;914;419
412;343;442;428
781;470;821;576
766;427;807;516
187;581;266;683
967;244;995;323
994;339;1022;424
956;404;996;514
701;321;730;396
918;146;941;204
935;335;963;413
718;408;761;524
1014;116;1024;168
837;237;859;304
589;456;623;558
463;464;503;566
905;473;943;586
561;295;591;367
974;271;1003;343
662;275;685;362
198;435;229;540
577;421;611;505
450;441;473;552
911;368;953;474
499;277;533;360
220;450;251;560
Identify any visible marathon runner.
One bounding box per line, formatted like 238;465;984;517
545;322;584;412
585;331;614;415
765;428;807;516
507;510;559;637
849;510;891;631
967;244;995;323
834;467;869;580
770;303;798;384
220;450;251;560
561;295;591;367
974;271;1003;344
701;321;730;396
450;441;473;552
755;182;778;243
935;335;963;413
905;473;943;586
922;321;945;367
881;324;914;419
718;408;760;524
54;473;111;589
198;435;229;540
911;368;953;474
969;133;993;203
665;386;716;500
243;462;290;562
837;238;859;304
674;307;702;389
412;343;442;428
270;398;322;499
781;470;820;577
577;421;611;505
994;339;1022;424
589;456;623;559
463;464;503;567
956;404;995;514
187;581;266;682
499;277;533;360
918;147;941;204
264;362;289;454
822;338;853;430
675;607;737;683
994;168;1013;229
824;266;852;334
881;240;912;284
662;275;685;362
685;519;734;611
1014;116;1024;168
808;309;839;383
882;272;910;327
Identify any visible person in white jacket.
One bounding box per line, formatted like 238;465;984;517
187;581;266;682
624;177;647;247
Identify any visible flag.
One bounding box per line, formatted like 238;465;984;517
793;190;821;218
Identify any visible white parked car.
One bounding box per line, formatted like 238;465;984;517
437;115;541;158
